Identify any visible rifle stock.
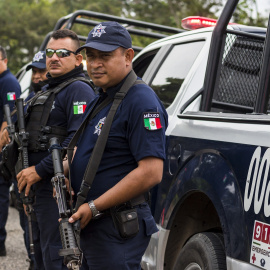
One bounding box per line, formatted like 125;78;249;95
50;137;82;270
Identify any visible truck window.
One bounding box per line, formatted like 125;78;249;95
150;41;205;108
133;50;158;78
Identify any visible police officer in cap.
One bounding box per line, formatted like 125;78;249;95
68;21;168;269
17;51;48;270
16;29;95;269
25;50;48;99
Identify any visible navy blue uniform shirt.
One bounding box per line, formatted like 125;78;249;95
71;73;168;200
0;69;21;126
27;67;95;180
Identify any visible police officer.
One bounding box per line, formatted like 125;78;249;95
16;29;95;269
25;50;48;99
68;22;168;269
18;51;48;270
0;45;21;256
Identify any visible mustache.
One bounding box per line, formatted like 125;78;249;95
49;61;61;67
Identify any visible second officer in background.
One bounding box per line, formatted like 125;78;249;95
16;29;95;269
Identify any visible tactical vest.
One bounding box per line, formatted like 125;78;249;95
25;77;93;152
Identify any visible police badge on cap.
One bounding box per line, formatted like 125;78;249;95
26;51;46;71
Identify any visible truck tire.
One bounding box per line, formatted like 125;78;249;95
173;232;226;270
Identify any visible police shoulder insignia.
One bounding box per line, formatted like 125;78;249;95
143;112;162;130
73;101;87;114
94;117;106;136
7;92;16;101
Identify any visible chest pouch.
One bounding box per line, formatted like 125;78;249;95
25;90;67;152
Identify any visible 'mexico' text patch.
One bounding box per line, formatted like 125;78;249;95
73;101;87;114
143;112;162;130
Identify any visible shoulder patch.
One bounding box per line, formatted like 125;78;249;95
143;112;162;130
73;101;87;114
7;92;16;101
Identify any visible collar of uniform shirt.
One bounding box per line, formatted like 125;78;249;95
0;69;9;78
97;71;132;98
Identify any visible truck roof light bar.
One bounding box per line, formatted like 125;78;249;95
182;16;217;30
181;16;235;30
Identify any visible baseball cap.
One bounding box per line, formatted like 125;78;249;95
26;51;46;71
76;21;132;53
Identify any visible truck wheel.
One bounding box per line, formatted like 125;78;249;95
173;232;226;270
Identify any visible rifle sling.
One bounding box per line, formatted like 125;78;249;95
69;70;142;211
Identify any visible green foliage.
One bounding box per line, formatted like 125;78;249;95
232;0;268;27
0;0;267;74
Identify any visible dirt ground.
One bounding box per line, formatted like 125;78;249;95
0;206;30;270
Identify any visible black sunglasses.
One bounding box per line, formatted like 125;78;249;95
46;49;77;58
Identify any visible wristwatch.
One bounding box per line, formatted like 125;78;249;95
88;200;103;219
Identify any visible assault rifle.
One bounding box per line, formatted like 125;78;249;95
15;98;35;255
49;137;82;270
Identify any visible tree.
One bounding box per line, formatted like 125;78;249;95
124;0;223;28
0;0;68;74
232;0;268;27
0;0;267;74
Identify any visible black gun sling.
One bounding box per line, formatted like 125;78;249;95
67;70;147;212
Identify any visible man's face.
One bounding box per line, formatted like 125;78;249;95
31;67;47;83
0;52;7;75
85;47;134;91
46;37;82;77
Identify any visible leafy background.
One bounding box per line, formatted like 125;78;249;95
0;0;268;74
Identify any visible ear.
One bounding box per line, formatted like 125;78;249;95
75;53;83;66
125;48;134;66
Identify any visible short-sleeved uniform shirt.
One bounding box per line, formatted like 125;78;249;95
71;73;168;201
0;69;21;126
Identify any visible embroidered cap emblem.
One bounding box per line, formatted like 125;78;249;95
33;51;44;62
92;24;107;38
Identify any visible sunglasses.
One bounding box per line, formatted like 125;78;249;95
46;49;77;58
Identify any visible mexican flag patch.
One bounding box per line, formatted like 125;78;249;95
7;92;16;101
73;101;87;114
143;112;162;130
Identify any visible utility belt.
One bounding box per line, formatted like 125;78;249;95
125;192;149;208
101;192;149;216
103;192;150;239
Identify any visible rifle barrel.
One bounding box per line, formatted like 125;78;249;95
16;98;26;132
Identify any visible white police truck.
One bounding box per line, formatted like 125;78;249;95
15;3;270;269
132;0;270;269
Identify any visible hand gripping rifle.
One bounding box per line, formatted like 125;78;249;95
0;104;17;182
15;98;35;255
49;137;82;270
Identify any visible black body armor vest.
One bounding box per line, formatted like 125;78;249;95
25;77;93;152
